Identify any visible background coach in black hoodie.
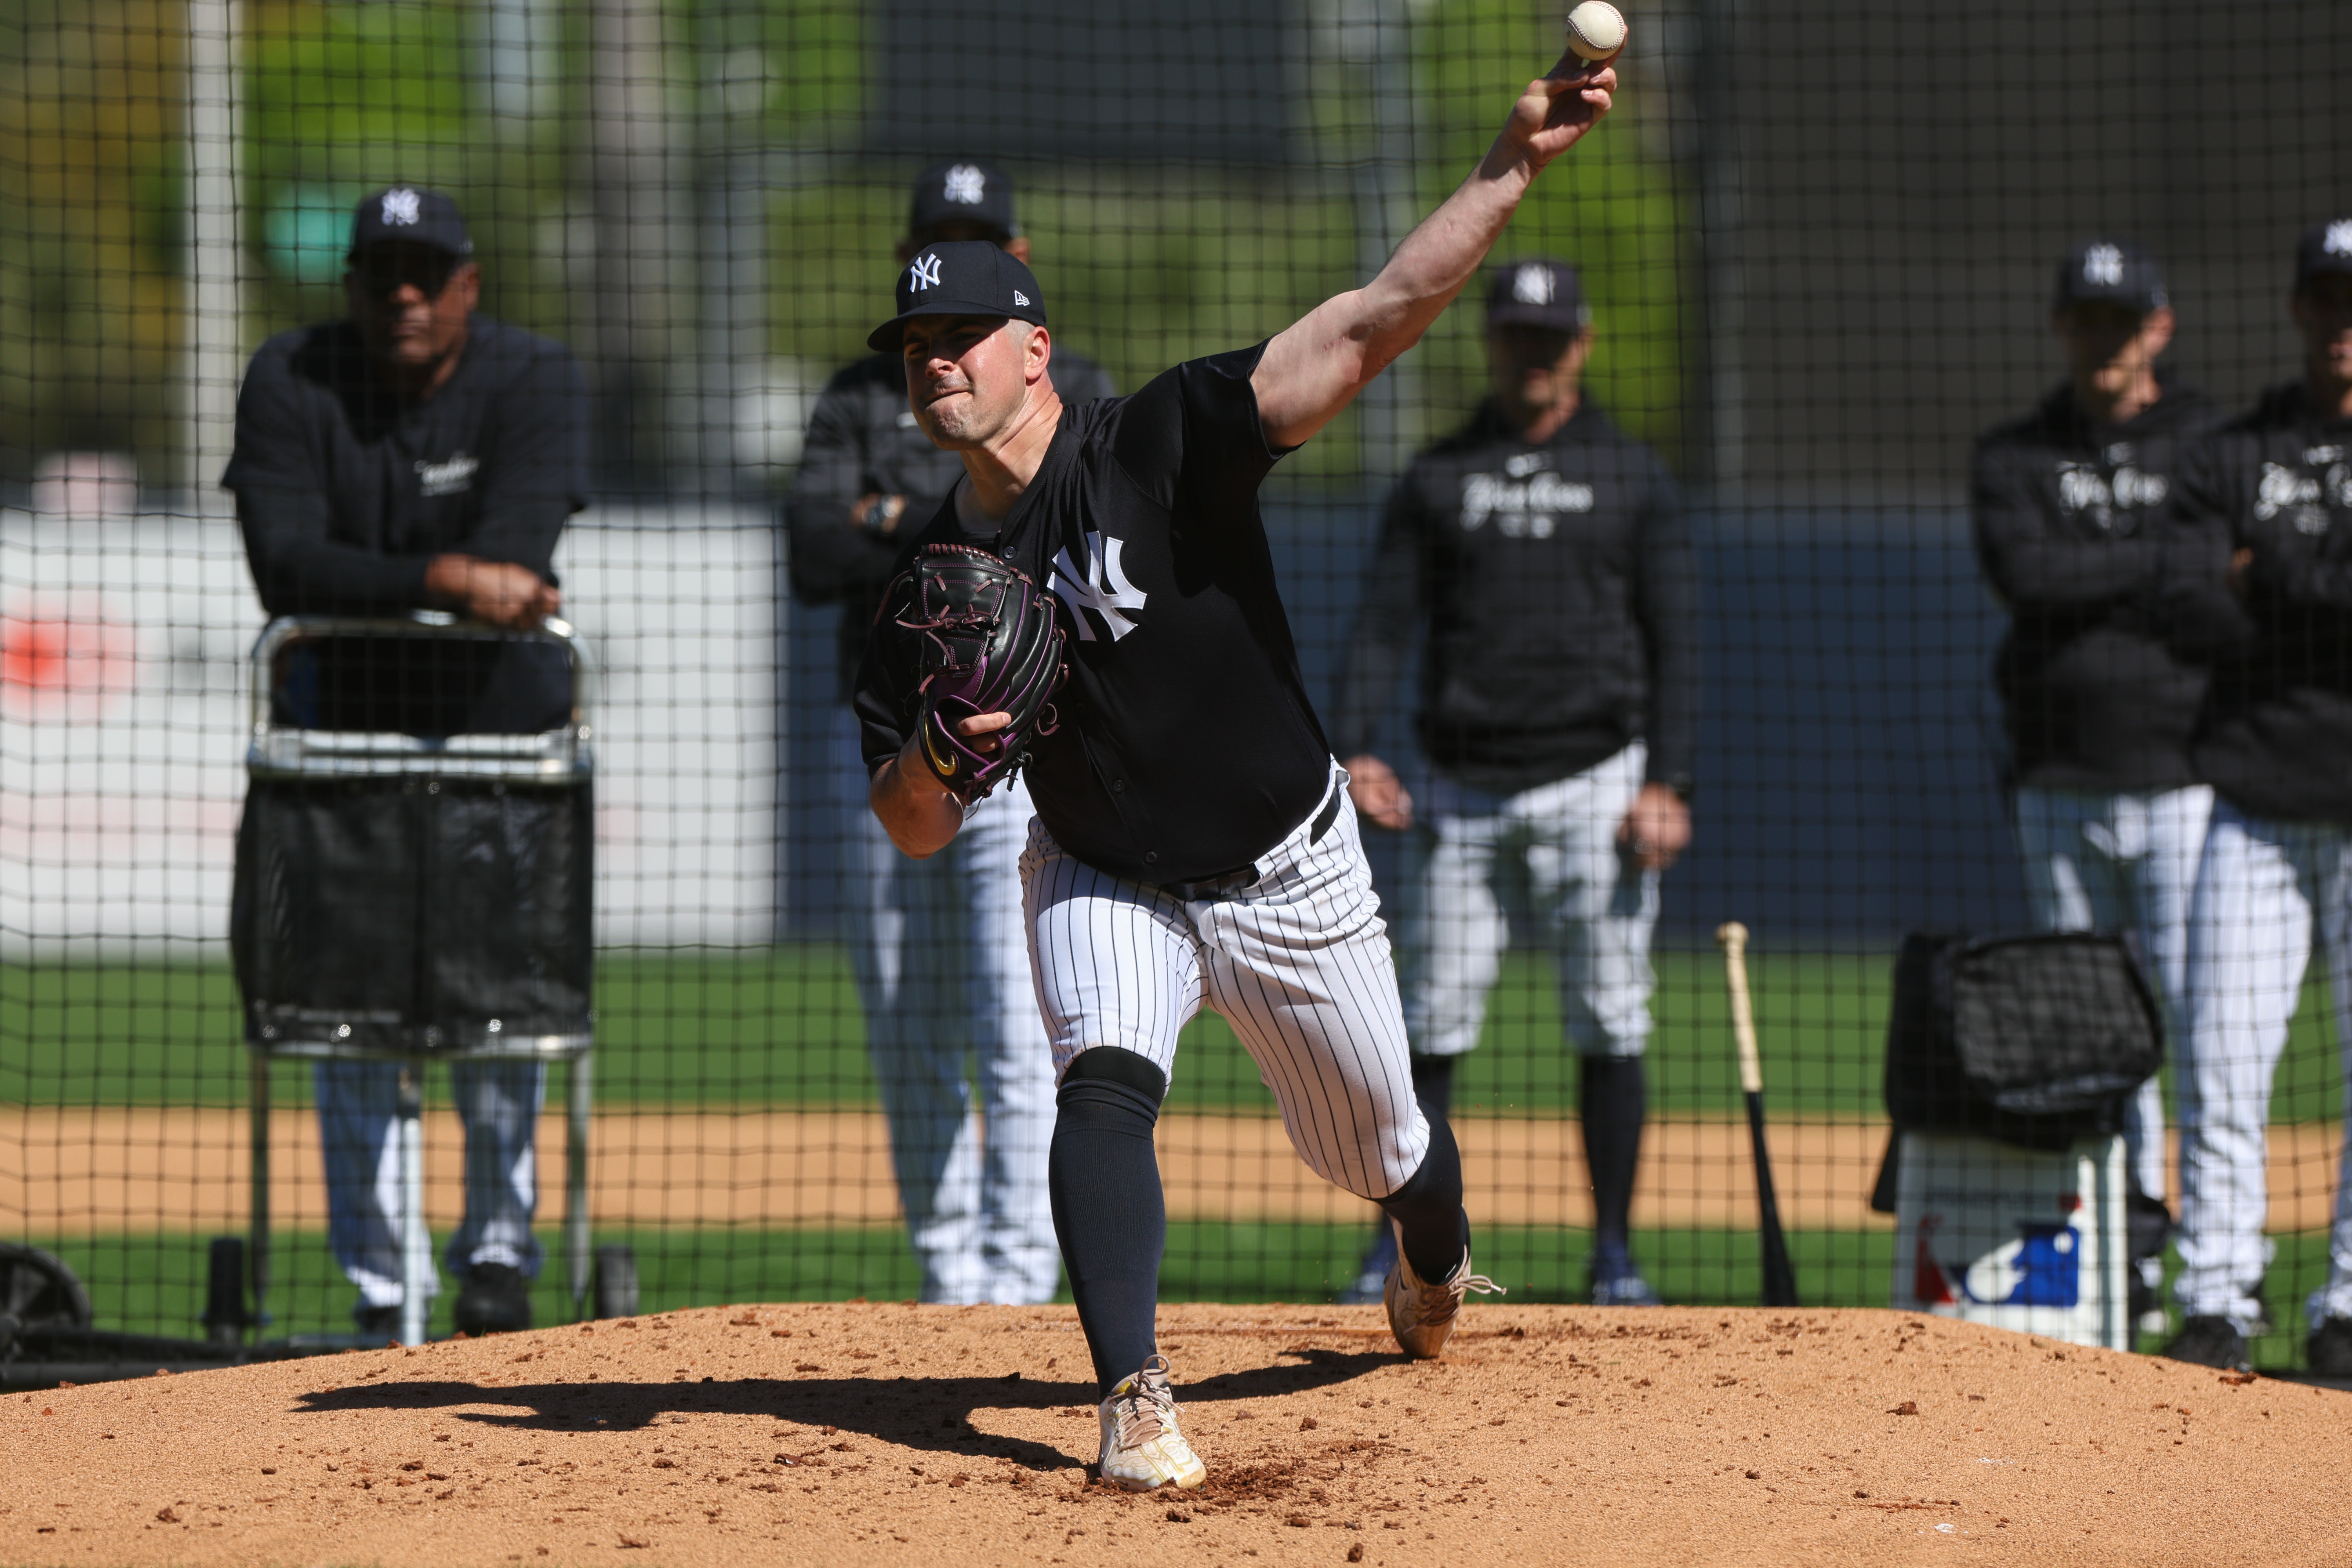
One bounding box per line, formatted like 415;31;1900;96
1332;258;1697;1310
2159;219;2352;1375
1971;240;2220;1336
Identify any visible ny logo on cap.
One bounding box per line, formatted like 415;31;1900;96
944;165;987;205
1512;265;1555;305
2327;219;2352;258
2083;243;2124;285
909;253;943;291
382;188;422;226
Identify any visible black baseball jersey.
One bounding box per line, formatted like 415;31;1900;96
2162;381;2352;824
787;348;1116;701
222;315;587;734
854;343;1331;885
1328;399;1697;797
1971;379;2221;793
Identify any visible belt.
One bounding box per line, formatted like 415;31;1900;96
1158;775;1345;902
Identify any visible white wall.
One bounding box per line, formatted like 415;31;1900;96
0;506;778;956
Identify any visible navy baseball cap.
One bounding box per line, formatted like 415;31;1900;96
867;241;1048;352
909;160;1018;242
2053;240;2166;314
1487;258;1591;331
2294;218;2352;290
348;186;472;259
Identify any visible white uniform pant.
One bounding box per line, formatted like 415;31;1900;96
1021;766;1429;1201
2013;784;2210;1203
834;710;1059;1305
316;1058;543;1308
2178;801;2352;1332
1399;743;1659;1061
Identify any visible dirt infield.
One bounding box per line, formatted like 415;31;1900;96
8;1107;2345;1234
5;1304;2350;1568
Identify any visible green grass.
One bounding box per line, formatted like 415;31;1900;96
4;946;2344;1123
33;1223;1902;1344
32;1224;2341;1372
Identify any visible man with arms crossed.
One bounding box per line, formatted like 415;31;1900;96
857;52;1618;1490
1972;240;2220;1336
2161;219;2352;1374
225;187;587;1336
1330;257;1696;1309
788;162;1114;1305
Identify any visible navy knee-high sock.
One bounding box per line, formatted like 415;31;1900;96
1581;1054;1647;1256
1049;1050;1167;1397
1410;1053;1457;1127
1377;1111;1470;1283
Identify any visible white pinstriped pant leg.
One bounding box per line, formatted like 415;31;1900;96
834;709;1060;1305
1022;778;1430;1202
2175;803;2352;1332
2014;783;2212;1204
1194;789;1429;1199
1401;744;1656;1062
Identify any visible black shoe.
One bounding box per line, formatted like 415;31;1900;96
2307;1318;2352;1377
2161;1314;2249;1370
354;1303;400;1338
452;1263;532;1336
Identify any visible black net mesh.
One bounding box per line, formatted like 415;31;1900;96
3;0;2350;1372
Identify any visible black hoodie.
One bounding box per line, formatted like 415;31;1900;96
1330;398;1696;797
1971;379;2221;793
2160;381;2352;824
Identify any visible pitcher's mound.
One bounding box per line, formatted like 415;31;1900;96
5;1303;2347;1566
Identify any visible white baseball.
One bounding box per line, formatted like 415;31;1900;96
1564;0;1626;61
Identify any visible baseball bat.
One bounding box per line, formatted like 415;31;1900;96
1716;922;1798;1307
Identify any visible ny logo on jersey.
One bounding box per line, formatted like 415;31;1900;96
2083;243;2124;285
908;253;943;291
1050;531;1149;642
943;164;987;205
381;188;422;226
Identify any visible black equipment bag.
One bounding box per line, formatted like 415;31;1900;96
1882;931;2162;1152
231;775;593;1054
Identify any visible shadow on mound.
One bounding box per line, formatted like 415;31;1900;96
288;1352;1394;1468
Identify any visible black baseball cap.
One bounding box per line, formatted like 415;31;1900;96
348;185;472;259
1486;258;1591;331
867;241;1048;352
2053;240;2166;314
908;160;1018;243
2294;218;2352;291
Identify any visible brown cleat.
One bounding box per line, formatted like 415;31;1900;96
1381;1219;1503;1359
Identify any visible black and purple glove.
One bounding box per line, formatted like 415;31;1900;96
875;543;1068;804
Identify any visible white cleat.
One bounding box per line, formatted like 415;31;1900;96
1383;1219;1504;1359
1096;1354;1207;1492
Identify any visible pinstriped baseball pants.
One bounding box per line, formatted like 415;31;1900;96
1020;768;1431;1201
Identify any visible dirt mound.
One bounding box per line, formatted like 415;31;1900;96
5;1303;2348;1566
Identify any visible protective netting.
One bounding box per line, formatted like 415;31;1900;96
2;0;2350;1372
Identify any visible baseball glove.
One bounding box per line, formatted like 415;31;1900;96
875;542;1068;804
